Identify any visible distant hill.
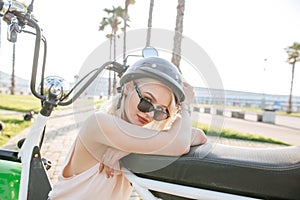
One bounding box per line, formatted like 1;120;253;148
0;71;30;94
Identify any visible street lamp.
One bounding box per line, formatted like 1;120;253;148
260;58;268;109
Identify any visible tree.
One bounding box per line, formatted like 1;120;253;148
99;15;113;99
0;19;2;81
285;42;300;114
171;0;185;72
0;20;2;60
10;43;16;95
99;6;125;98
146;0;154;47
123;0;135;61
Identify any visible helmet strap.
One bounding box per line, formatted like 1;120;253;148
117;87;124;110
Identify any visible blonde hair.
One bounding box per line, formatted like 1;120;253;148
100;78;179;131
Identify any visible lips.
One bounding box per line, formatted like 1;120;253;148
137;114;149;125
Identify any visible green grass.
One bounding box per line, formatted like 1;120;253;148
192;122;290;146
276;110;300;117
94;99;106;110
0;115;33;146
0;94;40;146
0;94;41;113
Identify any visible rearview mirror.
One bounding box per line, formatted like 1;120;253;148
39;76;70;101
142;46;159;58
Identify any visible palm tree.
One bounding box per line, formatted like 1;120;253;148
99;15;113;99
146;0;154;47
0;19;2;79
285;42;300;114
122;0;135;61
10;43;16;95
171;0;185;72
99;6;124;98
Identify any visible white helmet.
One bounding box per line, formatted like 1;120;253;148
120;57;185;103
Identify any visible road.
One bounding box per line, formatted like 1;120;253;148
192;110;300;146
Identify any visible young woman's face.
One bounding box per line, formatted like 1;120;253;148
124;80;172;126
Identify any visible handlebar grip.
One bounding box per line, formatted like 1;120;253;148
0;1;3;12
0;0;8;16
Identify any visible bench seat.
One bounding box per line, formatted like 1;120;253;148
122;143;300;200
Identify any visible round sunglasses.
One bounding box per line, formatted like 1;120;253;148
133;82;170;121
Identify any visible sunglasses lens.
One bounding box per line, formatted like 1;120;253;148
137;99;154;112
153;110;168;121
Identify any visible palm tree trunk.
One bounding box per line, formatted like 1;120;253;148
108;37;112;99
11;43;16;95
287;62;295;114
171;0;185;72
112;31;117;95
0;19;2;80
0;20;2;60
123;0;129;61
146;0;154;47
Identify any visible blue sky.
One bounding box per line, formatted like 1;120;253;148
0;0;299;96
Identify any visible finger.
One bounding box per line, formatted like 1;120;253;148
106;167;114;178
99;163;104;173
183;81;191;86
108;167;114;178
106;166;111;178
109;167;114;178
105;166;109;178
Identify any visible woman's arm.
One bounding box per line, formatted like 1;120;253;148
79;108;191;157
98;124;207;178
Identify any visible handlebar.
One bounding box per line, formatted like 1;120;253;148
0;0;29;18
0;0;45;100
0;0;129;110
0;0;9;16
58;61;119;106
2;1;158;114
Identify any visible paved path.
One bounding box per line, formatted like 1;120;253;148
1;107;288;199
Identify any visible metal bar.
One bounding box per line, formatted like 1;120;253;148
123;169;261;200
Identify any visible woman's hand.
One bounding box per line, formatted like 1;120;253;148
99;147;129;178
190;127;207;146
99;164;115;179
183;82;194;106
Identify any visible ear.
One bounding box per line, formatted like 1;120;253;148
123;81;133;95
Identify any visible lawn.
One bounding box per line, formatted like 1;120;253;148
0;94;39;146
192;122;290;146
0;115;32;146
0;94;41;113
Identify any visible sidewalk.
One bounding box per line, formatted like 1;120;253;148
2;107;285;199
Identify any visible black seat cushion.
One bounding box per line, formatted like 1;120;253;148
122;143;300;200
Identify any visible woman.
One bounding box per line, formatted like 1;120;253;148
48;57;207;200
